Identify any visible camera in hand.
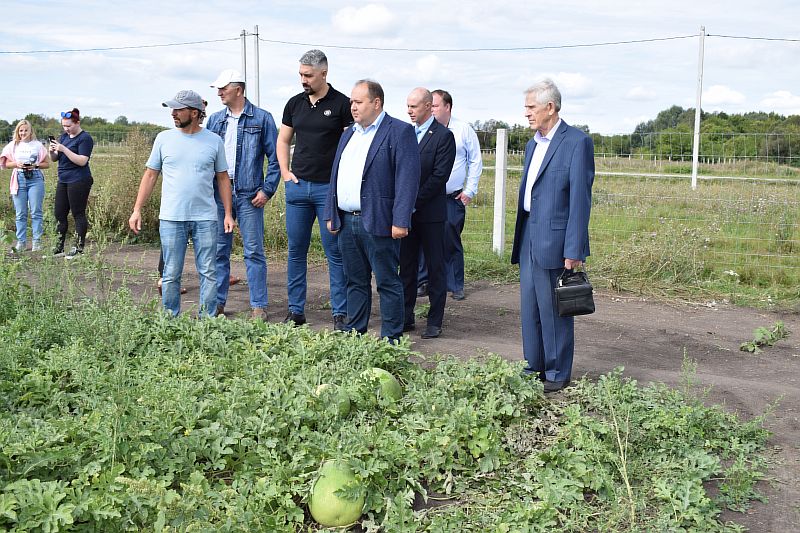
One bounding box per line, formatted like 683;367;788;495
22;153;38;177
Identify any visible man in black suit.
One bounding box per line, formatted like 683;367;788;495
399;88;456;339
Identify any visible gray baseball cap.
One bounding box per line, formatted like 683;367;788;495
162;90;206;110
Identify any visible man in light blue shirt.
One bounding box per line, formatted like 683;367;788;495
400;88;455;340
129;90;234;318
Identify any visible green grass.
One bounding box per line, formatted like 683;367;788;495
460;161;800;307
4;142;797;307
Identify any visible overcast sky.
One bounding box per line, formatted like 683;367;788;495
1;1;797;134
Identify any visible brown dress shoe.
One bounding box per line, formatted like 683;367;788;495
251;307;268;320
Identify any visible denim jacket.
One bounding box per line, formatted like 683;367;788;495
206;99;280;199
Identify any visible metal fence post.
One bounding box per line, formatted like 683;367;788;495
493;128;508;256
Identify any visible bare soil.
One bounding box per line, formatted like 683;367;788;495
99;244;800;531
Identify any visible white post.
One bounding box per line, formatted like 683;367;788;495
240;29;248;95
492;128;508;256
253;25;260;106
691;26;705;190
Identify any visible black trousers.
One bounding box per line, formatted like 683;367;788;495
400;220;446;329
54;178;93;243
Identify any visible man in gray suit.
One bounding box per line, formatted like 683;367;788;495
510;79;594;393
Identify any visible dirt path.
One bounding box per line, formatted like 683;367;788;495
101;244;800;531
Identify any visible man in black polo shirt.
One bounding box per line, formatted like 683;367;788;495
277;49;353;329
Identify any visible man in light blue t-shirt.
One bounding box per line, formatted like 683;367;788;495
129;90;234;317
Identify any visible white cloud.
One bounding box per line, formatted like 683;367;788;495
275;85;298;98
702;85;745;106
544;72;593;99
622;115;653;129
758;90;800;115
414;55;442;83
332;4;396;36
626;86;656;101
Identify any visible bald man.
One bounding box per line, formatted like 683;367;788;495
399;87;455;339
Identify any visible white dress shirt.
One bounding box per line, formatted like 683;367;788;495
523;119;561;213
444;117;483;197
337;111;386;212
224;112;239;178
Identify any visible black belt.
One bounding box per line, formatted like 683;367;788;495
448;189;462;199
343;210;361;216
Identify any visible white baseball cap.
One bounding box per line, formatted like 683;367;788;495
210;69;245;88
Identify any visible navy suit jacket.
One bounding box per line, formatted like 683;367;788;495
413;118;456;224
510;120;594;269
325;113;420;237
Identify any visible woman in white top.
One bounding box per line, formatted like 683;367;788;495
1;120;50;252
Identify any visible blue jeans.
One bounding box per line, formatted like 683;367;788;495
338;213;404;341
444;197;467;292
215;191;268;309
12;170;45;245
285;179;346;316
160;220;218;317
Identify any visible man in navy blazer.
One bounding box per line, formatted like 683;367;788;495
325;79;420;341
510;78;594;393
400;87;456;339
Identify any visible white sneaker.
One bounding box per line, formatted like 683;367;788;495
31;241;42;252
65;246;84;259
12;241;26;252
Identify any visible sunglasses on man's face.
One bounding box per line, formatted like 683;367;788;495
61;112;73;119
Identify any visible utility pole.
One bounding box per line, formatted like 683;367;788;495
691;26;705;190
240;29;248;96
253;25;260;106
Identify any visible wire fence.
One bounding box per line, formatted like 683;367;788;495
3;129;797;291
461;130;799;289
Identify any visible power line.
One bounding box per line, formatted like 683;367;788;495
1;32;797;57
708;34;800;43
0;37;239;55
256;34;697;52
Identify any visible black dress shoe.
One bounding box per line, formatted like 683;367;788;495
543;380;569;393
402;322;416;332
451;290;465;301
283;311;307;326
421;325;442;339
417;283;428;297
333;314;348;331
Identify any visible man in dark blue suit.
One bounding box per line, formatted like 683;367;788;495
511;79;594;393
325;79;420;342
400;88;455;339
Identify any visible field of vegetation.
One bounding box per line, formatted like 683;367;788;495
460;151;800;307
1;129;798;309
0;256;772;531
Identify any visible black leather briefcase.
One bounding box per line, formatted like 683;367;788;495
555;269;595;317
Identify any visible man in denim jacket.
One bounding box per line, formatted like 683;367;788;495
207;69;280;319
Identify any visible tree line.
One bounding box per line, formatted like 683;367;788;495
3;107;799;165
473;107;800;165
0;114;164;144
